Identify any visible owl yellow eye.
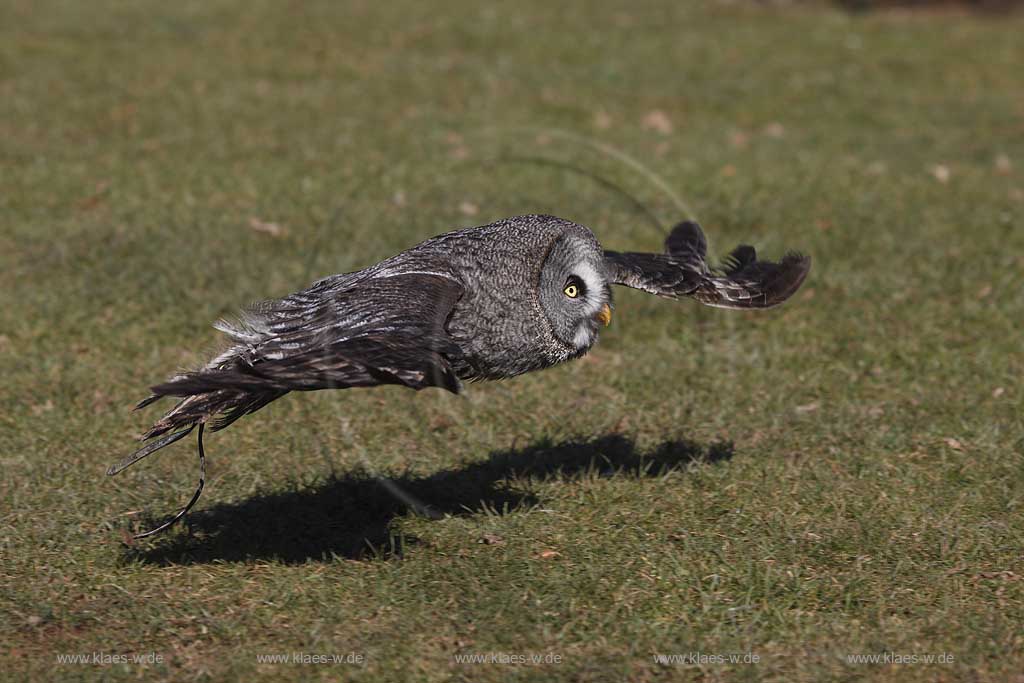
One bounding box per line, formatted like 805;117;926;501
563;284;579;298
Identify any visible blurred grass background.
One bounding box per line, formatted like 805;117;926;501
2;1;1023;681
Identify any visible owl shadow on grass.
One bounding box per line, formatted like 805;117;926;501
123;434;732;566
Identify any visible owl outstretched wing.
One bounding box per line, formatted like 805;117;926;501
603;221;810;309
108;272;464;477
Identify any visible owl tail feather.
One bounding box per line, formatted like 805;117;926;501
108;374;286;538
122;423;207;540
108;378;288;477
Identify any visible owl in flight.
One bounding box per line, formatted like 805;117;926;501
109;214;810;537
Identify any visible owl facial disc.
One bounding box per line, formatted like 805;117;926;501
538;234;611;354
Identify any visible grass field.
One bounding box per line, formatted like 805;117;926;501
3;1;1023;681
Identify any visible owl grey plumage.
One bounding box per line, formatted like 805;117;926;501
109;214;809;536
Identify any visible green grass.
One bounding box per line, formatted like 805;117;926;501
3;1;1023;681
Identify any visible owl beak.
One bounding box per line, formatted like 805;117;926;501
595;303;612;327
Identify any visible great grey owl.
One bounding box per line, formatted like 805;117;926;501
109;214;809;536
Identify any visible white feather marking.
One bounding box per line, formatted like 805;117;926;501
572;259;608;315
213;311;271;343
373;268;453;280
204;345;245;370
573;323;594;349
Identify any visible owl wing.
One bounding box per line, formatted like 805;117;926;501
107;271;467;536
152;271;466;401
112;271;465;477
603;221;810;309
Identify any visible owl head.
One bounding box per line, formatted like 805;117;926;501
535;219;613;357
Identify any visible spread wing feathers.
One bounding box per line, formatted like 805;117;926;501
108;273;464;476
603;220;810;309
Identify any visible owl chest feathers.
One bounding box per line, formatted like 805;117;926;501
372;218;599;381
447;241;586;380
